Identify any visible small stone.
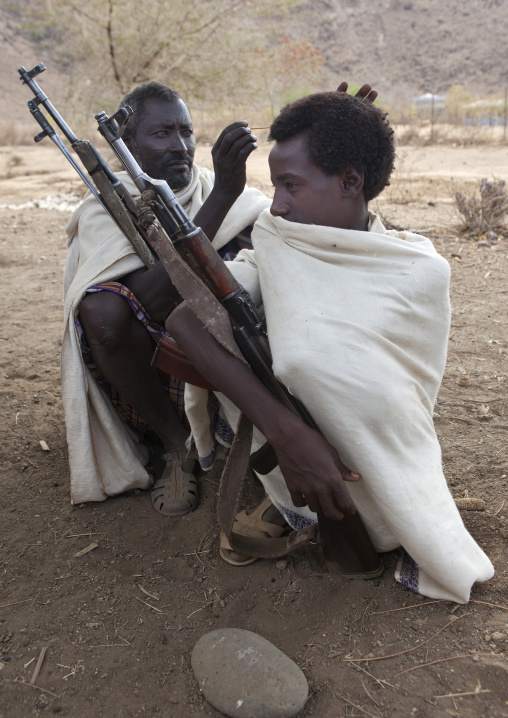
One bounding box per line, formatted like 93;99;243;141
275;560;288;571
491;631;505;642
191;628;308;718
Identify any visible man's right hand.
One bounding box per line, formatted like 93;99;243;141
269;413;361;521
211;121;258;201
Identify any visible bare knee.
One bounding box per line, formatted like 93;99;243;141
79;291;133;352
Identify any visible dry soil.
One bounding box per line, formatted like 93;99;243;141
0;140;507;717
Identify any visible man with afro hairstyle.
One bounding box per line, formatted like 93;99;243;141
168;89;493;603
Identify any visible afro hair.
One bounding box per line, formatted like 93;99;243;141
268;91;395;202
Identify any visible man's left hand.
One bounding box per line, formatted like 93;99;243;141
337;81;378;103
211;121;257;200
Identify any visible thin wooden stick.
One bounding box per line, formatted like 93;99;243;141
393;652;495;678
347;614;468;664
367;600;444;617
135;596;162;613
30;646;47;685
139;585;159;601
435;687;490;698
325;683;382;718
361;590;381;632
345;660;396;689
492;500;505;515
14;680;58;698
0;599;31;609
55;573;84;581
470;599;508;612
424;698;461;718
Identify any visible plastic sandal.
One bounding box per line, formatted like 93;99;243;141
219;497;288;566
151;448;198;517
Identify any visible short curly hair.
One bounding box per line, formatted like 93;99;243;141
268;91;395;202
118;81;183;137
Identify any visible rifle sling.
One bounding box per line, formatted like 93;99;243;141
73;141;155;269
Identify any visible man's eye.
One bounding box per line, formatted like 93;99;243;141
286;182;298;191
154;131;168;136
182;130;194;137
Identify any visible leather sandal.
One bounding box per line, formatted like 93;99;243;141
219;497;288;566
151;448;199;517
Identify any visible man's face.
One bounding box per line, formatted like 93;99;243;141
269;133;347;228
127;97;196;190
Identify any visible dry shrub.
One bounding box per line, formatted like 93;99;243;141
6;154;24;168
0;121;37;146
395;124;422;146
455;179;508;234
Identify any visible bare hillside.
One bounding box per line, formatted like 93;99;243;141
2;0;508;132
311;0;508;100
0;8;64;126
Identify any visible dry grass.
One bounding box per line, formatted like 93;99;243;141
455;178;508;234
394;123;508;147
0;121;38;146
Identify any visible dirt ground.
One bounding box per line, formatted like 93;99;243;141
1;139;508;718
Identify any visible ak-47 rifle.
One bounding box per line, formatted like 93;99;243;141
19;63;383;579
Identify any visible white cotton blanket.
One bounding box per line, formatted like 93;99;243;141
186;209;494;603
62;167;270;504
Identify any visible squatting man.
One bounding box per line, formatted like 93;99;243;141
167;90;494;603
62;81;269;514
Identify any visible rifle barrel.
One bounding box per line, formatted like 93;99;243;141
18;65;79;145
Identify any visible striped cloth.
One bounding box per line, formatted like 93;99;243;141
75;281;186;430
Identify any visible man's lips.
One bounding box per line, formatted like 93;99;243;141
167;158;192;170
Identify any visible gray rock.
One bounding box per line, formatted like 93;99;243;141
191;628;308;718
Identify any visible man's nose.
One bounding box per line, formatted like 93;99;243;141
270;189;288;217
167;133;188;153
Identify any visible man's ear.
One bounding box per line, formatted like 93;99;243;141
341;167;364;198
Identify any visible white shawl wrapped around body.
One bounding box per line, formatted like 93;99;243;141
62;168;270;504
186;209;494;602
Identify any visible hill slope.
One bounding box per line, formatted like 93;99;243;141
310;0;508;100
2;0;508;126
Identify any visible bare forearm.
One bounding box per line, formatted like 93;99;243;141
167;304;296;443
193;188;241;246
